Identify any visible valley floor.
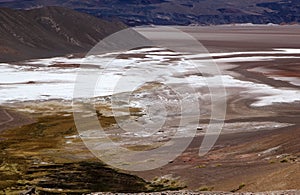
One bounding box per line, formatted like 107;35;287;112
0;25;299;194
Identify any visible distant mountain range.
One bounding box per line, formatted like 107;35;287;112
0;6;126;62
0;0;299;26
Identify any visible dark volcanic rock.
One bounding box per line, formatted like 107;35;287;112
0;6;127;62
0;0;299;26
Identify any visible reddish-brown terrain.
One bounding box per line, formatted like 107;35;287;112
135;25;300;192
0;25;299;194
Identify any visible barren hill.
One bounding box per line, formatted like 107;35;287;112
0;6;126;62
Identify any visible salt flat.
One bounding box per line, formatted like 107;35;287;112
0;26;299;193
0;47;299;107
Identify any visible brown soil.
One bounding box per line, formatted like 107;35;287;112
0;108;35;133
229;58;300;89
0;26;299;194
134;26;300;192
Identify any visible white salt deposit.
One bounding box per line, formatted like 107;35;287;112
0;48;299;107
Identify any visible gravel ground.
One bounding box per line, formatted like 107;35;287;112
90;190;300;195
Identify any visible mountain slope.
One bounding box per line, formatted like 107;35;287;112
0;6;126;62
0;0;299;26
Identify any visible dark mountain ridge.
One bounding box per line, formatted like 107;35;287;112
0;6;126;62
0;0;299;26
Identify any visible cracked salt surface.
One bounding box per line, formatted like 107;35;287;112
0;48;299;107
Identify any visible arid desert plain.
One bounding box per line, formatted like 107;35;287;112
0;25;299;194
